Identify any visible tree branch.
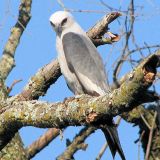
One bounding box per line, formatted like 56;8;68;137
0;0;32;80
111;49;160;90
26;128;61;159
0;1;32;159
57;127;96;160
87;12;121;46
122;105;160;159
0;53;159;151
17;59;61;100
145;111;157;160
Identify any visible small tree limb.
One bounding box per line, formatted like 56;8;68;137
57;127;96;160
26;128;62;159
145;111;157;160
0;0;32;80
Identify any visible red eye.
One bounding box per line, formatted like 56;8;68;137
61;18;67;26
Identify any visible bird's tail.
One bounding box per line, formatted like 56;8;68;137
100;124;126;160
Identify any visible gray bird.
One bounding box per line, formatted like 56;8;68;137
50;11;125;160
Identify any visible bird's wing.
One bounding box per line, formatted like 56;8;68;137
62;32;110;95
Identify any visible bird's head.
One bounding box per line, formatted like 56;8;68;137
49;11;74;35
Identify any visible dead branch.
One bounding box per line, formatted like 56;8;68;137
87;12;122;46
145;111;157;160
138;131;145;160
113;0;135;88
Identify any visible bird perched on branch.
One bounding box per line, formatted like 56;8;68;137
50;11;125;160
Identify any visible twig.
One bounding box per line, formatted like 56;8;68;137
99;0;116;11
96;143;108;160
7;79;22;94
57;0;67;10
145;111;157;160
113;0;135;87
126;45;160;56
140;114;151;130
138;130;145;160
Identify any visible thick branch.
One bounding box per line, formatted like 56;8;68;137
87;12;121;39
87;12;121;46
0;0;32;80
0;53;159;151
0;133;28;160
17;59;61;100
111;49;160;90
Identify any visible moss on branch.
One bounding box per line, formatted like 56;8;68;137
0;0;32;81
0;53;159;151
0;0;32;159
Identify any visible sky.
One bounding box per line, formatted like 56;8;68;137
0;0;160;160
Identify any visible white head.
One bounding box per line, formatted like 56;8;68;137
49;11;75;35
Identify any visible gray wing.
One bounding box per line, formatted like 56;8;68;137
62;32;110;95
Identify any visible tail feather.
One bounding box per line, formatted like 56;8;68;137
100;124;126;160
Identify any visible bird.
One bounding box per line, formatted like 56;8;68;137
49;11;125;160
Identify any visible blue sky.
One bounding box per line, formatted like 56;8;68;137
0;0;160;159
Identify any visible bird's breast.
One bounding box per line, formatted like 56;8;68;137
56;38;83;94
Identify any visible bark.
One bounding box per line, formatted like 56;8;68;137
0;0;32;80
0;0;32;159
17;59;61;101
0;53;159;152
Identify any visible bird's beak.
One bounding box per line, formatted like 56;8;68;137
57;26;62;33
50;22;62;33
53;24;62;34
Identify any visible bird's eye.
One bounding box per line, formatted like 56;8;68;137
50;21;55;27
61;18;67;26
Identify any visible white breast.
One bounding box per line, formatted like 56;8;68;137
56;36;83;95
